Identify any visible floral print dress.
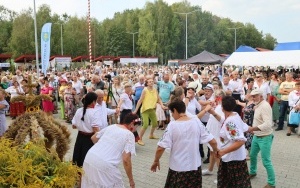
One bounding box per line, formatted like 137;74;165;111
64;88;76;122
243;103;255;150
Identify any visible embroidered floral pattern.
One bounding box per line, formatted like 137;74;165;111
226;122;239;139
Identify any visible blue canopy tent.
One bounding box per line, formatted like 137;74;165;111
274;42;300;51
235;45;258;52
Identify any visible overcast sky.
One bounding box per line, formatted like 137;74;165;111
1;0;299;43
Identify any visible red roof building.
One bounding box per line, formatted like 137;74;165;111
72;56;93;62
14;55;40;63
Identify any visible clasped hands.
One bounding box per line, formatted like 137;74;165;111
212;150;225;159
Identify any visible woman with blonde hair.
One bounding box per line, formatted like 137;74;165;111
110;76;123;123
133;77;166;146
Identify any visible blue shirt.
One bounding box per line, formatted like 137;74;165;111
157;81;175;103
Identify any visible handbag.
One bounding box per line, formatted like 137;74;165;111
289;111;300;125
289;97;300;125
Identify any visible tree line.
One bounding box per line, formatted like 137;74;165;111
0;0;277;63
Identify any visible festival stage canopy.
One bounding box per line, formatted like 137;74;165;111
223;50;300;67
180;50;225;64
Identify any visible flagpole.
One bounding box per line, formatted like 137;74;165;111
33;0;39;77
88;0;92;64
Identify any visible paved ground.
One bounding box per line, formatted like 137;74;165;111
8;114;300;188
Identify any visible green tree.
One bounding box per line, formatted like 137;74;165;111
0;6;16;54
9;9;35;58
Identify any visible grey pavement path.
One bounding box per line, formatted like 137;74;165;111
7;114;300;188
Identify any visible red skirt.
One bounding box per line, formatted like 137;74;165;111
42;100;54;112
10;101;25;117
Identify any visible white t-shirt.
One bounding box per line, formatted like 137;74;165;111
229;79;243;94
186;98;201;115
254;81;271;100
158;118;214;171
120;93;133;111
94;102;116;129
72;80;83;94
198;95;215;123
219;113;248;162
72;108;101;133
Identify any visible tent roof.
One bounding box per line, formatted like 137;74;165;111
235;45;257;52
72;56;93;62
180;50;225;64
15;55;40;63
274;42;300;51
223;50;300;67
94;56;115;61
0;54;11;61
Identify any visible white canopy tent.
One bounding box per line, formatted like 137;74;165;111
223;50;300;68
120;58;158;65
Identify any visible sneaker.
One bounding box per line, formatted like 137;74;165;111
202;169;213;175
275;128;283;131
203;158;209;164
213;180;218;184
137;140;145;146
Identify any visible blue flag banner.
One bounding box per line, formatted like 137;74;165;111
41;23;52;74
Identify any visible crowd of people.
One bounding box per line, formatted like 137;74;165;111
0;62;300;188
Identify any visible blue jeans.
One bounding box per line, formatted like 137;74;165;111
278;101;289;129
250;134;275;186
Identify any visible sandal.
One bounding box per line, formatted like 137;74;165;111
160;127;166;130
149;135;159;139
137;140;145;146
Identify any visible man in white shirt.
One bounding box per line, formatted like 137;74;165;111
229;71;243;115
222;74;233;96
94;89;119;129
198;84;215;163
253;72;271;101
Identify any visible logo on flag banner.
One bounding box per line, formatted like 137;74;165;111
41;23;52;74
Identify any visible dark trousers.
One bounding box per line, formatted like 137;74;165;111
200;122;210;159
278;101;289;129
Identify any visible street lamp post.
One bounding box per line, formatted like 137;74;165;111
228;27;242;51
127;32;139;57
33;0;39;77
174;9;200;59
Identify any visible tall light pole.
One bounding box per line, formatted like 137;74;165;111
127;32;138;57
228;27;242;51
33;0;39;77
174;9;200;59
